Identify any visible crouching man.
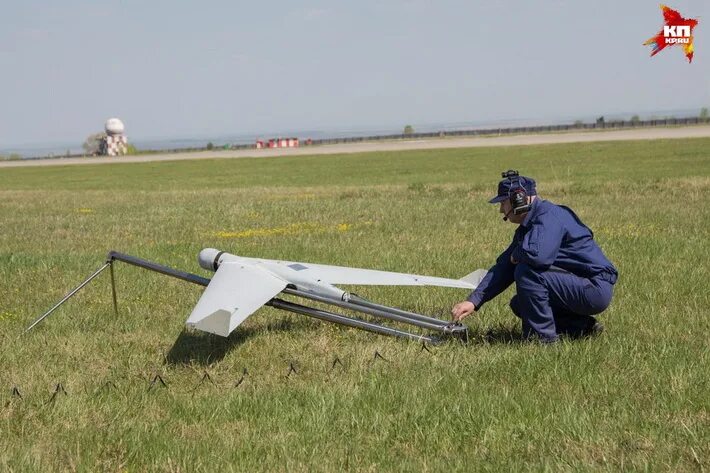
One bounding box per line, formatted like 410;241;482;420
451;170;618;343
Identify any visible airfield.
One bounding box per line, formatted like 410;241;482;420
0;129;708;471
2;124;710;167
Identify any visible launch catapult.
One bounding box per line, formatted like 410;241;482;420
28;249;487;345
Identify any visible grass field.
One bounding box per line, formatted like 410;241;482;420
0;139;708;472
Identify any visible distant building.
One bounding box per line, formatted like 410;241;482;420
256;137;299;149
100;118;128;156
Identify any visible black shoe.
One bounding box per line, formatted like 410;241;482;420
560;320;604;339
581;321;604;338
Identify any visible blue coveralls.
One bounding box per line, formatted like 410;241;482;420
467;199;618;342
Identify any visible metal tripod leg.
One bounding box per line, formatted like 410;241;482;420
25;262;112;333
110;262;118;315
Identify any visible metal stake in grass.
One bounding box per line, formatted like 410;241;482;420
47;383;67;404
234;368;248;388
96;381;117;395
148;374;168;390
192;371;215;391
373;350;388;362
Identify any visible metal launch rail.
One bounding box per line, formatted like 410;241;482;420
27;251;468;344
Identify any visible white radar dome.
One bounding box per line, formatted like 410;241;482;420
105;118;125;135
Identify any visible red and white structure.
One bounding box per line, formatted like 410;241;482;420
100;118;129;156
100;134;128;156
256;137;299;149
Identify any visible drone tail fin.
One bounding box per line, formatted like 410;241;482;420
459;269;488;289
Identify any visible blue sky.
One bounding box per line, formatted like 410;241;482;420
1;0;708;147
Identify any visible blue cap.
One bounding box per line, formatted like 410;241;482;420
488;175;537;203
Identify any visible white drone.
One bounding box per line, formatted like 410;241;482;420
28;249;487;344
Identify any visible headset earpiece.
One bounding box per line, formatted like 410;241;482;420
502;170;531;215
511;188;527;210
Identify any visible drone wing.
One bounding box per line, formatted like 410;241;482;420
266;260;485;290
186;262;287;337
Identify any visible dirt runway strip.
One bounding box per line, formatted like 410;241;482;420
3;125;710;168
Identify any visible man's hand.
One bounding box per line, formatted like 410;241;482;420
451;301;476;322
510;254;518;264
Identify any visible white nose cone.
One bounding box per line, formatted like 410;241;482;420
198;248;222;271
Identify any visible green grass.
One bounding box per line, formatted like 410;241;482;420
0;139;708;472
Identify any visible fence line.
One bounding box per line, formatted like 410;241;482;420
305;117;708;147
156;117;709;153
